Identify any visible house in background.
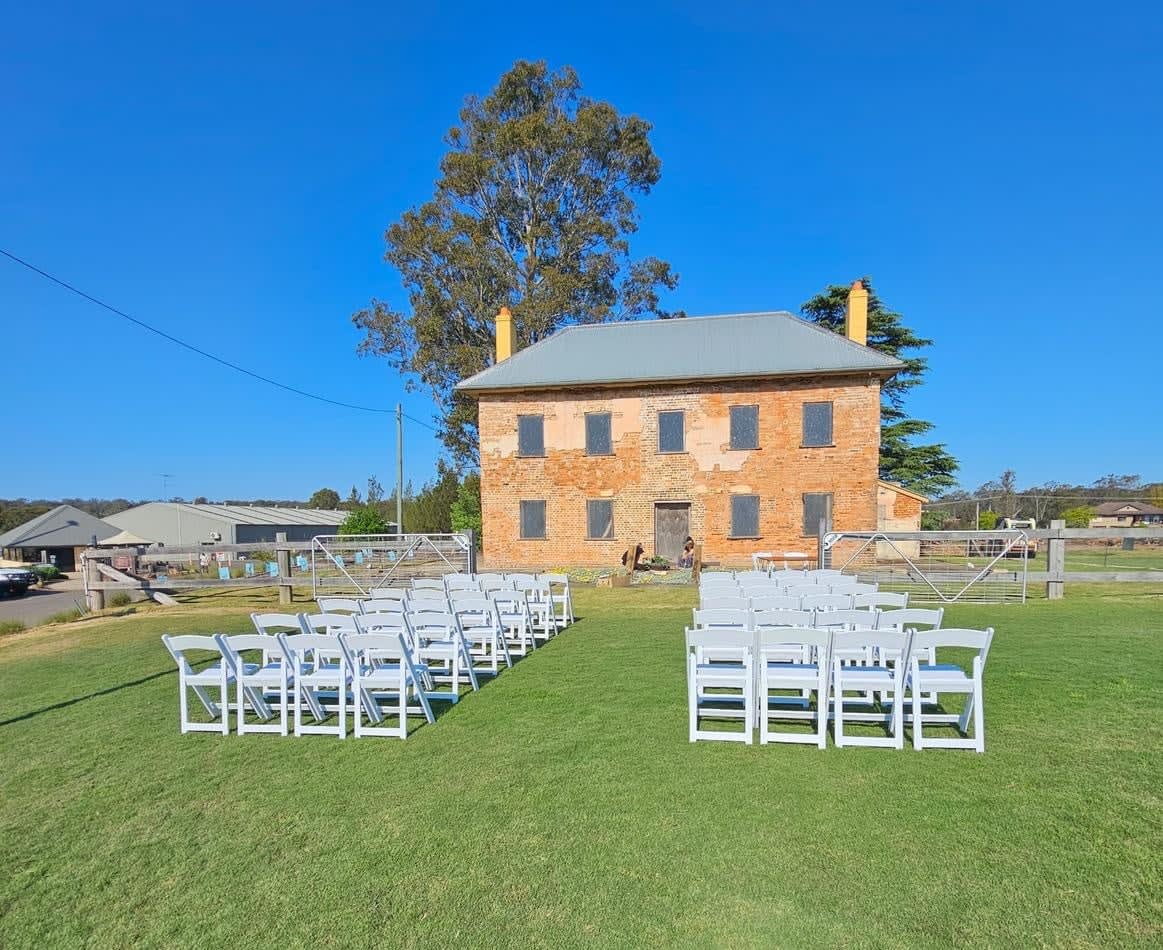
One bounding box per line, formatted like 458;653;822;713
1088;501;1163;528
104;503;350;546
458;281;904;567
876;480;928;559
0;504;117;570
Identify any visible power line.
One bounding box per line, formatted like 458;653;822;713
402;411;440;433
1;247;397;415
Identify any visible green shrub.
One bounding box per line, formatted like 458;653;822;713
107;592;132;608
1060;505;1096;528
339;506;391;535
32;564;62;582
0;619;27;636
978;510;999;530
248;549;276;563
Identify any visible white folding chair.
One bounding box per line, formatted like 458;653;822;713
316;597;362;615
854;591;909;610
443;574;479;592
699;596;750;612
759;627;832;748
345;631;435;738
412;578;446;591
490;590;537;657
802;593;854;612
541;573;574;626
806;569;844;583
361;598;406;616
215;633;291;736
161;634;233;734
830;582;877;596
699;572;737;590
909;628;993;753
736;570;770;583
692;607;751;631
402;609;482;697
453;599;513;675
831;629;913;749
685;627;754;744
877;607;944;704
785;584;820;600
811;608;878;630
506;572;537;587
514;578;557;641
408;587;450;605
279;633;350;738
751;607;815;630
750;595;801;612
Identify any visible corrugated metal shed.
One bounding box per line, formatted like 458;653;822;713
457;311;904;393
0;505;118;548
105;503;350;546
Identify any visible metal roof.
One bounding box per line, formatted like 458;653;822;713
107;503;350;527
457;311;904;393
1094;501;1163;516
0;505;118;548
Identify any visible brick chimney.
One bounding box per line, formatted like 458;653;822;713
844;279;868;346
495;306;514;362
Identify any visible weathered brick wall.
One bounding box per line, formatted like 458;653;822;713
477;376;881;568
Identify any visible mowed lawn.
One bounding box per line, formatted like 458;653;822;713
1;586;1160;947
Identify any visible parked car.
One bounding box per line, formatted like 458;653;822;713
0;568;35;597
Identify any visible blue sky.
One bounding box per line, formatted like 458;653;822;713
3;1;1160;501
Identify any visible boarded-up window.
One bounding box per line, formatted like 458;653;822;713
585;412;612;455
803;493;833;536
730;495;760;538
586;499;614;539
519;500;546;539
802;402;833;447
517;415;545;456
658;410;685;453
729;405;759;450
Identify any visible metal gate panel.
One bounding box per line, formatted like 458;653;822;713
311;534;472;597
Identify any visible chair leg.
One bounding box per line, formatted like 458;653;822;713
759;663;768;745
687;657;698;743
912;678;923;750
816;670;828;749
236;678;247;736
973;678;985;754
279;679;288;737
179;675;190;734
833;659;845;748
337;679;346;739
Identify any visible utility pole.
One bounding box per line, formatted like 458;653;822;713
396;403;404;536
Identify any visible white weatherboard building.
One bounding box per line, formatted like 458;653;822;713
104;503;349;546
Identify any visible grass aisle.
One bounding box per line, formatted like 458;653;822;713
0;586;1160;947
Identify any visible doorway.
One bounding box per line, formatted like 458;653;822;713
654;503;691;562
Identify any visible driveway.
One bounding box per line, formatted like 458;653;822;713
0;579;88;627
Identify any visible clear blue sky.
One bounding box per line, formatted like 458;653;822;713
3;2;1159;502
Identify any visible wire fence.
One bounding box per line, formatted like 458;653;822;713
310;534;475;597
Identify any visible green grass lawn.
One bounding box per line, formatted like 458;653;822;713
1;586;1161;947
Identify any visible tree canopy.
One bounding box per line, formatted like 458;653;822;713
353;60;680;467
801;279;959;495
307;487;341;509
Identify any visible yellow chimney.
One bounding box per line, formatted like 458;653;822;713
845;279;868;346
495;306;514;362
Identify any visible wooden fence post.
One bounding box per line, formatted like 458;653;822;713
692;543;703;584
276;532;292;605
1046;519;1066;600
84;553;105;611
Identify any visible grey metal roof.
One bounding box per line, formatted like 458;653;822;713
0;505;118;548
107;503;350;527
457;311;904;393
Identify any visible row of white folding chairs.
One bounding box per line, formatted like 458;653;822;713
366;572;574;626
699;591;906;612
701;578;879;597
319;588;560;643
162;599;537;739
702;568;848;585
692;605;938;633
685;623;991;751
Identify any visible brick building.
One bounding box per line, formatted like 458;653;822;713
458;281;903;568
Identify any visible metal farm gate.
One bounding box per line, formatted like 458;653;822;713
821;530;1030;604
310;533;475;597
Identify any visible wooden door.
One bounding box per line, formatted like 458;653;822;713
654;503;690;562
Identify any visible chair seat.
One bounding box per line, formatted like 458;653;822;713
911;664;972;688
187;665;231;685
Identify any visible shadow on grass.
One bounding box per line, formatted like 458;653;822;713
0;668;175;727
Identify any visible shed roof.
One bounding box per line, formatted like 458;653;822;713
457;311;904;393
1094;501;1163;516
107;503;350;527
877;480;930;503
0;505;118;549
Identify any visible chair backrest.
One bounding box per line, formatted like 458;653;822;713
443;574;479;591
739;584;779;600
785;585;819;599
807;569;844;582
736;570;769;582
877;607;944;631
407;598;451;615
506;572;537;586
771;569;806;584
853;591;909;610
811;608;877;630
251;612;307;635
342;631;410;668
475;573;507;585
684;627;753;652
751;608;815;629
280;632;348;664
541;573;569;587
408;610;459;640
490;589;531;616
452;597;496;621
691;608;751;630
300;612;359;635
479;578;515;593
757;626;830;656
912;627;993;667
361;598;405;615
367;587;408;600
412;577;446;591
315;598;362;615
801;593;853;612
830;582;877;596
409;587;449;602
832;627;912;659
216;632;288;664
449;587;489;604
161;634;220;674
699;596;749;612
699;572;736;587
750;595;801;612
355;611;410;636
